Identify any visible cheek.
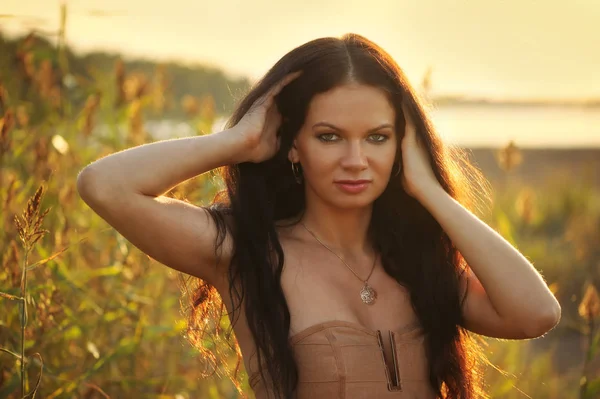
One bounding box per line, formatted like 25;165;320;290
302;155;337;179
300;144;338;169
373;146;397;167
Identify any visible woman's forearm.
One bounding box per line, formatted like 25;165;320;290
78;128;248;198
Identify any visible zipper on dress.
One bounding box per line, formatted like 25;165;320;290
376;330;403;391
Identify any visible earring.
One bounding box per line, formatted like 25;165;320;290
392;162;402;177
291;162;303;184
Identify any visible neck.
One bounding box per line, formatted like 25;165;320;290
299;201;374;259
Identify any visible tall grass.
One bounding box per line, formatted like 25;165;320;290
0;31;599;399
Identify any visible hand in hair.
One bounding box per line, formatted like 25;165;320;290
233;71;303;164
399;101;441;199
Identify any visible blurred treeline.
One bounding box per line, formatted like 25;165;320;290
1;29;600;399
0;31;251;122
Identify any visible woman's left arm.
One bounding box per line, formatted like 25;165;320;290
399;101;560;339
415;182;561;339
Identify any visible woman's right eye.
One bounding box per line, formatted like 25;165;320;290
317;133;339;142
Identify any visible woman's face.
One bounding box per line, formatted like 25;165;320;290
288;83;398;210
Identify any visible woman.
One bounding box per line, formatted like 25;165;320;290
77;33;561;399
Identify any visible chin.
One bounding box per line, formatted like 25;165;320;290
329;192;380;210
308;183;384;210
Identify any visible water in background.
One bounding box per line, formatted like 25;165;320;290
146;104;600;149
429;104;600;148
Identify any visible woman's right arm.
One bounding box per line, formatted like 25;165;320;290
76;71;302;288
76;128;250;289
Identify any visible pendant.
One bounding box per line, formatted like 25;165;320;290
360;282;377;305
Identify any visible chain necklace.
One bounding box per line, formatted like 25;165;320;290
300;222;378;305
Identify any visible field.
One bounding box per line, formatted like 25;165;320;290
1;32;599;399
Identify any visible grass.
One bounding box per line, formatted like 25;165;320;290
1;31;599;399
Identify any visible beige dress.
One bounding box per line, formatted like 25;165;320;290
248;320;438;399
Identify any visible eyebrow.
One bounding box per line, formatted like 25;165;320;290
312;122;394;133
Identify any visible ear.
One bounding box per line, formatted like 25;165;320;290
287;139;300;163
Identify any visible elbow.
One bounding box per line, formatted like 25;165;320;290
524;300;562;338
76;168;89;196
76;168;95;201
76;167;109;204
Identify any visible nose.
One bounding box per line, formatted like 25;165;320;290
340;140;368;170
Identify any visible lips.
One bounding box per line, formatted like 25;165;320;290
335;180;371;184
334;180;372;194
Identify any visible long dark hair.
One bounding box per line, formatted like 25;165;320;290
181;33;492;398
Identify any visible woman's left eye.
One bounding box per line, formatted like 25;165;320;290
369;134;389;143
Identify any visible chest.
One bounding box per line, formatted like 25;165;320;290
221;242;425;393
279;244;423;381
280;243;419;337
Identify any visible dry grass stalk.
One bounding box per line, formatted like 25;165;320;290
182;94;199;117
200;94;216;124
33;136;50;178
0;83;7;113
81;93;101;136
152;64;169;115
496;140;523;172
2;172;17;231
14;185;50;252
16;105;29;128
515;188;536;224
578;283;600;398
0;108;14;156
114;59;126;108
0;185;50;398
579;284;600;322
124;72;148;102
0;108;14;190
1;240;21;289
128;99;146;145
36;59;54;100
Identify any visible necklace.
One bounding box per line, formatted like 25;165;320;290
300;222;378;305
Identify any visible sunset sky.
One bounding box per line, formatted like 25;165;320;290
2;0;599;100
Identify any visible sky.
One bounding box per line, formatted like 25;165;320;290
2;0;600;101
